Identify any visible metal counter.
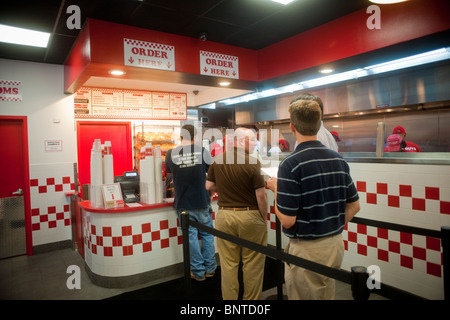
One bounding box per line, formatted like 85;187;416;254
340;152;450;165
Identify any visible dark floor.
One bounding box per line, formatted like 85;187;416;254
0;248;387;300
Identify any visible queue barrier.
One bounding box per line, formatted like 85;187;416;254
180;211;450;301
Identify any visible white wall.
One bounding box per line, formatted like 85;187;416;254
0;58;76;164
1;58;77;246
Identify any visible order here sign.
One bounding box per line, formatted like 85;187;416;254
200;51;239;79
124;38;175;71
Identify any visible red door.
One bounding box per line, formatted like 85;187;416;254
76;121;133;188
0;116;32;257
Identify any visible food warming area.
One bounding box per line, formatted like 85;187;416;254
1;0;450;300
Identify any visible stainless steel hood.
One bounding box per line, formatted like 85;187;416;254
235;61;450;125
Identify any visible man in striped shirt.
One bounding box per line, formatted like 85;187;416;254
266;100;360;300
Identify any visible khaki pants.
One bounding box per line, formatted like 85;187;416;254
284;234;344;300
215;209;267;300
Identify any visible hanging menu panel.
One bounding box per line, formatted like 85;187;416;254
151;92;170;119
170;93;187;119
74;88;186;120
91;88;124;118
73;87;92;117
123;90;153;118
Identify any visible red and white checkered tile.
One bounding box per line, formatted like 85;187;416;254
345;162;450;299
84;217;183;257
82;207;188;277
343;223;442;277
29;163;74;246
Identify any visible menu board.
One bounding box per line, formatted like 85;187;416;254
151;92;170;119
170;93;187;119
74;87;187;120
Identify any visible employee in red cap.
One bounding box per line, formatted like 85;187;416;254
392;126;421;152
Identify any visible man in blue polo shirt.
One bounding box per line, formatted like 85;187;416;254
266;100;360;300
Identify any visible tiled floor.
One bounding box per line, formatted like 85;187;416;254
0;248;387;300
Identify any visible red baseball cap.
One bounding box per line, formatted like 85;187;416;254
392;126;406;134
330;131;341;141
386;134;402;152
279;139;288;149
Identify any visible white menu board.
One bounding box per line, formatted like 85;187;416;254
170;93;187;119
151;92;170;119
74;88;186;120
123;90;153;118
73;87;91;117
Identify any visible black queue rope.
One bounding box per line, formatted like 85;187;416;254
180;211;450;300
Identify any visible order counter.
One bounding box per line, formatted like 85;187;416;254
262;151;450;299
78;200;197;288
339;152;450;300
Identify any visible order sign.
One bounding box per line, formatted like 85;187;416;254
124;38;175;71
200;51;239;79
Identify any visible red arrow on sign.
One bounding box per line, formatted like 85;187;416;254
203;67;208;72
128;57;134;64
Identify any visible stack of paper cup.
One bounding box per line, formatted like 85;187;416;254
145;145;156;204
90;139;104;208
154;145;163;203
139;143;156;204
139;145;148;204
103;141;114;184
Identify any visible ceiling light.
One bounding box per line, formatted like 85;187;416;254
0;24;50;48
319;68;334;74
109;70;126;75
368;0;408;3
219;47;450;106
271;0;296;5
219;81;231;86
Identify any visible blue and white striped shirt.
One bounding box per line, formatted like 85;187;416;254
276;140;359;239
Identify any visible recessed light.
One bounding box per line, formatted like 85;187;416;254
219;81;231;86
0;24;50;48
109;70;126;76
271;0;296;5
369;0;408;3
319;68;334;74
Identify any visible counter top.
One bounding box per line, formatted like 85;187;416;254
79;200;174;213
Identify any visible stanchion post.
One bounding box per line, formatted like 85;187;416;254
275;217;284;300
351;266;370;300
180;211;191;300
442;226;450;301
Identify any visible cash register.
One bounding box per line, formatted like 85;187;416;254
114;171;140;203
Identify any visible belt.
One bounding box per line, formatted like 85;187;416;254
219;206;259;211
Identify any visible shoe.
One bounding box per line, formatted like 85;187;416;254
205;271;215;278
190;272;205;281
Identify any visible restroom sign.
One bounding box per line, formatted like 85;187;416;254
0;80;22;102
124;38;175;71
200;51;239;79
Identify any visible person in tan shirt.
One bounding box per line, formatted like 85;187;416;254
206;127;268;300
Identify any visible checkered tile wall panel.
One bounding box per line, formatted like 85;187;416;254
84;217;183;257
344;222;442;278
29;163;75;246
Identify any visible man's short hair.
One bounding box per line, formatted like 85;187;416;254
180;124;196;141
290;93;324;118
289;100;322;136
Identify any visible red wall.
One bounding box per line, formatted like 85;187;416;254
258;0;450;80
65;0;450;92
88;19;259;81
